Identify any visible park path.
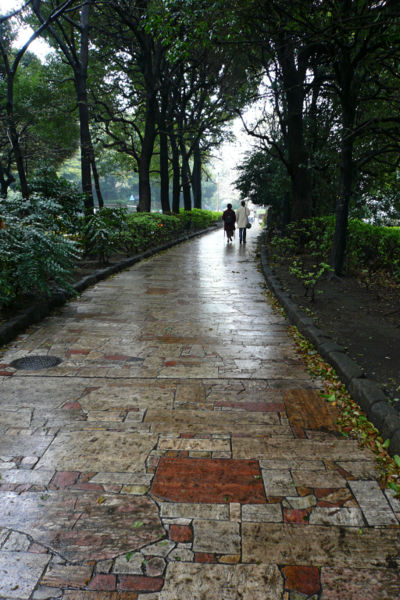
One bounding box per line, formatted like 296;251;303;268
0;226;399;600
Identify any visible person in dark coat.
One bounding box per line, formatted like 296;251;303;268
222;203;236;243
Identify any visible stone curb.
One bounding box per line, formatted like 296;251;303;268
0;223;220;349
259;229;400;456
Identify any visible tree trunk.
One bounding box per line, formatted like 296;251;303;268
90;152;104;209
137;94;157;213
192;139;202;209
0;161;15;197
276;38;312;221
180;146;192;211
170;131;180;213
6;82;29;198
159;99;171;213
331;91;356;276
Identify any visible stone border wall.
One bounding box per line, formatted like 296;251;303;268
0;223;220;348
259;229;400;456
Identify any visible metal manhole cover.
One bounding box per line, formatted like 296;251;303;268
9;355;62;370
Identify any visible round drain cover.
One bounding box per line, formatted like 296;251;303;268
9;355;62;370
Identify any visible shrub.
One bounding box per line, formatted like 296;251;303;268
0;192;79;307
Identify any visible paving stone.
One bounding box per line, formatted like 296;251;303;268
144;557;166;577
0;409;32;428
262;469;296;496
385;488;400;513
242;503;282;522
309;507;364;527
283;495;317;510
0;434;52;458
147;409;280;435
141;540;176;557
0;491;164;562
292;470;346;489
157;437;230;451
242;523;400;567
41;564;93;587
0;551;50;599
114;553;144;574
160;502;229;521
168;547;194;562
321;567;400;599
0;469;54;486
233;438;371;461
152;457;266;503
37;431;157;472
336;460;379;479
3;531;31;551
259;459;324;471
32;585;62;599
90;472;153;485
193;520;240;554
141;563;284;599
349;480;398;525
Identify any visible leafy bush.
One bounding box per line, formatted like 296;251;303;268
268;216;400;280
29;165;84;224
81;208;221;264
0;192;80;307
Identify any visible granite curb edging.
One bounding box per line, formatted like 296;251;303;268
0;223;220;349
259;229;400;456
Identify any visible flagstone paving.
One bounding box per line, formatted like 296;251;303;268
0;227;399;599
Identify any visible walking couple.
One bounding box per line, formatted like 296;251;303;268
222;201;250;244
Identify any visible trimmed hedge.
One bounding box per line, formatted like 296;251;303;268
269;216;400;279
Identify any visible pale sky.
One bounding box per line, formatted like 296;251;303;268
0;0;51;59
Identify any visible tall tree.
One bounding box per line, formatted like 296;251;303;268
0;0;75;197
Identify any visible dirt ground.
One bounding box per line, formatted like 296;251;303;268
267;255;400;408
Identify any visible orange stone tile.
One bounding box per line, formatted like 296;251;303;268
284;390;339;433
283;565;321;595
151;457;266;504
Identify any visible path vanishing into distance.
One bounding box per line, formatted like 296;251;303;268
0;226;399;599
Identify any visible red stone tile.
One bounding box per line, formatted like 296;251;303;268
164;361;177;367
291;424;307;439
283;565;321;595
118;576;164;592
104;354;130;361
0;371;13;376
169;524;193;543
62;401;83;410
195;553;217;563
66;349;90;357
88;574;117;591
284;509;309;524
72;482;104;491
181;434;195;439
52;471;80;489
151;457;266;504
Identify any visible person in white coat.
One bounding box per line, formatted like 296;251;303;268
236;200;250;244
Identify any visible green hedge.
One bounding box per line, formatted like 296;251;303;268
269;216;400;279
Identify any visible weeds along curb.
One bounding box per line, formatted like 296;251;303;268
0;223;220;348
259;228;400;456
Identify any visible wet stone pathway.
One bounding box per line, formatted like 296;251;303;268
0;227;399;599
